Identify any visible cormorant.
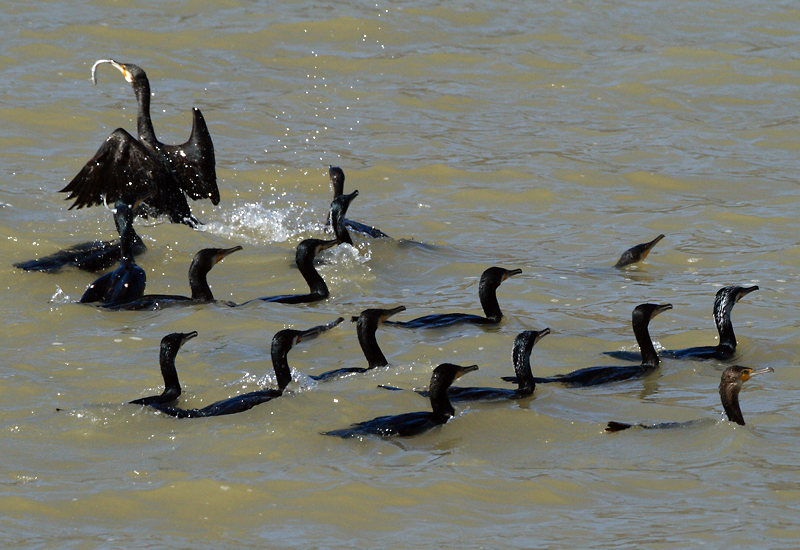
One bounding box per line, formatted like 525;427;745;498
79;197;147;304
322;363;478;438
104;245;242;310
605;365;773;431
60;60;219;228
384;267;522;329
240;238;339;305
13;213;146;273
614;234;664;268
130;331;197;406
133;319;344;418
413;329;550;401
330;190;360;246
327;166;389;238
503;304;673;387
604;286;758;362
309;305;406;381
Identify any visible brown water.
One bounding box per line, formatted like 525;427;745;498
3;1;800;548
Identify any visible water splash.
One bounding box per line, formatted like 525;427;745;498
201;201;324;245
48;285;70;304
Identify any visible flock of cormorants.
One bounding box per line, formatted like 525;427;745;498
15;60;772;438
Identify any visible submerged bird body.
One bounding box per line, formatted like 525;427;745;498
386;267;522;329
504;304;673;387
243;238;339;305
79;199;146;304
323;363;478;438
328;166;389;239
310;306;405;381
61;60;219;228
134;319;343;418
605;286;758;362
104;246;242;310
614;234;664;268
13;214;146;273
605;365;773;432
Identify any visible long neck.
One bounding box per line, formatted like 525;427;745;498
633;315;659;368
720;382;745;425
133;80;158;145
270;348;293;391
117;210;137;263
158;346;182;401
478;282;502;321
429;374;455;421
357;319;387;368
331;207;352;245
715;299;736;351
512;339;535;395
188;261;213;301
297;253;328;298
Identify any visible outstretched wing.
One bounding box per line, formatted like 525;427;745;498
60;128;166;210
161;108;219;205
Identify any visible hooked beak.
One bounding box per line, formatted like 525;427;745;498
317;238;340;253
297;317;345;343
503;268;523;281
741;366;774;382
654;303;673;317
381;305;406;323
641;234;665;259
535;327;551;344
181;331;199;346
215;245;243;264
455;364;479;379
736;286;759;303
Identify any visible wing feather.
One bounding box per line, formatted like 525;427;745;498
161;108;219;204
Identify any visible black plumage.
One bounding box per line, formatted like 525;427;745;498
614;234;664;268
310;305;406;381
323;363;478;438
604;286;758;362
60;60;219;228
104;246;242;310
79;197;147;305
240;238;339;305
503;304;672;387
327;166;389;239
384;267;521;328
133;319;343;418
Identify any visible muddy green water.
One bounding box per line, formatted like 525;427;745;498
2;1;800;548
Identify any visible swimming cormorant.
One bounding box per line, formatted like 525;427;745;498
503;304;672;387
309;305;406;381
604;286;758;362
384;267;521;328
614;234;664;268
13;212;147;273
323;363;478;438
79;197;147;304
605;365;773;431
413;329;550;401
104;245;242;310
133;319;344;418
330;190;360;246
240;238;339;305
130;331;197;406
327;166;389;239
60;60;219;228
